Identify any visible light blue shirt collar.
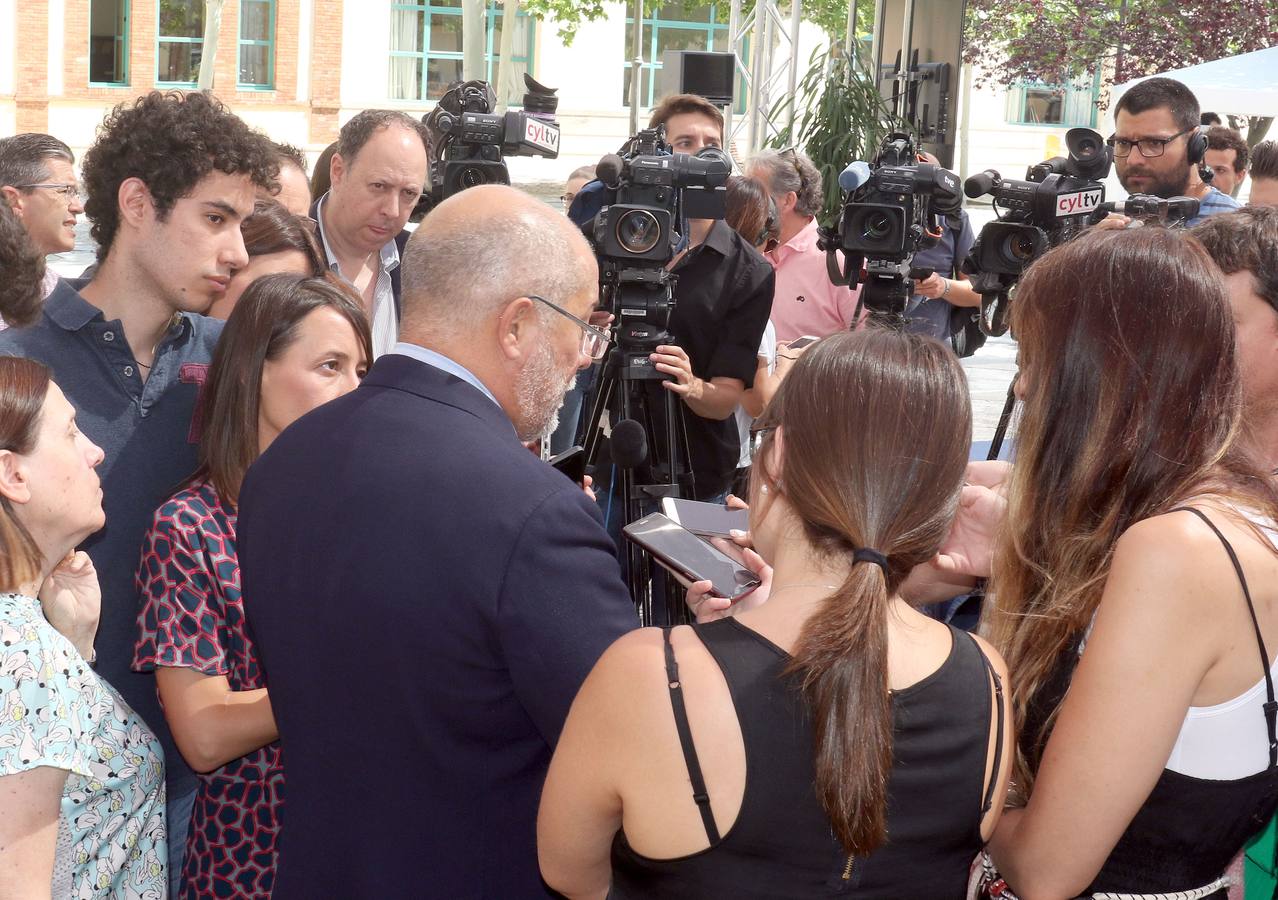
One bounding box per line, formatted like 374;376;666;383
388;342;503;410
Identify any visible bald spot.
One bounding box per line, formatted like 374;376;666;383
399;184;597;341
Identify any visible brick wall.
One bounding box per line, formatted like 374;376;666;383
308;0;342;145
7;0;328;139
15;0;50;132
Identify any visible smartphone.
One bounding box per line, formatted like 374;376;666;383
787;335;821;350
549;445;587;485
661;497;749;538
623;513;761;600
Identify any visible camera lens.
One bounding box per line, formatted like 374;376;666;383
615;209;662;255
863;212;893;241
1002;231;1038;262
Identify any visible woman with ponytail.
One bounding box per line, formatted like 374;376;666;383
538;330;1013;898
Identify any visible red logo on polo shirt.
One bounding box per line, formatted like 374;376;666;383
179;364;210;445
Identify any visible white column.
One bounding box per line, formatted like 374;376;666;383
47;0;65;97
296;0;313;103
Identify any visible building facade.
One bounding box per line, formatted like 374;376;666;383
1;0;1107;184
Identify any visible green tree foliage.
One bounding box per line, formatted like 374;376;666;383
766;47;901;222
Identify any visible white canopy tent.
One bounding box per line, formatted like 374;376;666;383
1111;45;1278;118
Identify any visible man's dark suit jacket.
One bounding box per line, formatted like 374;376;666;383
308;195;412;321
238;353;638;898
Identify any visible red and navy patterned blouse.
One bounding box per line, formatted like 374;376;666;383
133;480;283;899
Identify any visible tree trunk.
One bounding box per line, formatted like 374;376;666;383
1246;116;1274;148
462;0;487;82
197;0;225;91
494;0;520;111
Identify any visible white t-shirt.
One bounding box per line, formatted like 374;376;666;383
736;321;777;469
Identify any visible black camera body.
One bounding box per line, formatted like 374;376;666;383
822;131;963;322
421;75;560;208
962;127;1112;334
589;128;732;378
593;134;731;266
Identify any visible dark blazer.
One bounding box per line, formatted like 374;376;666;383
238;353;638;899
308;195;412;321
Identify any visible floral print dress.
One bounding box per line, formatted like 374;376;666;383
0;592;167;898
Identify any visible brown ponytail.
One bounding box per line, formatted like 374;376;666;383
757;330;971;854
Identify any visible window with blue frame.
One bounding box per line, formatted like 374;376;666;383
622;3;737;109
90;0;129;85
1006;76;1099;128
156;0;202;85
389;0;534;102
239;0;275;88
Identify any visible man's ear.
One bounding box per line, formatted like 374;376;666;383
330;153;346;190
0;185;23;215
0;450;32;507
117;177;155;232
496;296;539;362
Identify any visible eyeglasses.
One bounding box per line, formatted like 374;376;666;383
528;294;611;361
561;192;577;209
1106;126;1193;159
15;183;85;203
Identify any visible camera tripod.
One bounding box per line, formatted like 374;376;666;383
579;277;694;627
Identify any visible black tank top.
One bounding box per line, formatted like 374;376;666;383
609;617;1003;898
1022;507;1278;896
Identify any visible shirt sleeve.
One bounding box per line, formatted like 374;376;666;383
706;258;776;389
496;484;638;746
0;620;96;780
954;213;977;275
133;500;229;677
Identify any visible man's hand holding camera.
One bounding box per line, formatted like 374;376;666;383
650;343;744;421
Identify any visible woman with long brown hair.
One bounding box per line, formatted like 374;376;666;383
132;273;370;898
982;226;1278;898
538;330;1013;898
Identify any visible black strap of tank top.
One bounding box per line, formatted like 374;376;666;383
968;632;1007;814
1172;507;1278;769
661;627;721;844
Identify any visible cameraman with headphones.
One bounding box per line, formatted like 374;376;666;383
1100;78;1240;230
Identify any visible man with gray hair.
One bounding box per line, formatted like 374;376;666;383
238;184;637;898
747;147;860;341
0;133;84;299
311;108;431;356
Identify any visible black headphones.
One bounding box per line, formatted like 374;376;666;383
1186;126;1213;183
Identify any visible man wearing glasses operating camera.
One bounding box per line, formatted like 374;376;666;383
1101;77;1240;229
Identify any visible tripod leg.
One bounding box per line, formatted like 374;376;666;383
988;375;1018;461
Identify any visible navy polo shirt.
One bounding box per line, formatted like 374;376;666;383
0;278;222;800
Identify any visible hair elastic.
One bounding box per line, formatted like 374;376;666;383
853;547;889;572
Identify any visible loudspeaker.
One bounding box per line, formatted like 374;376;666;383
658;51;735;107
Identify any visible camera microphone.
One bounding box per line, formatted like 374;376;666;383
596;154;625;189
837;161;874;193
611;419;649;469
964;170;1002;199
